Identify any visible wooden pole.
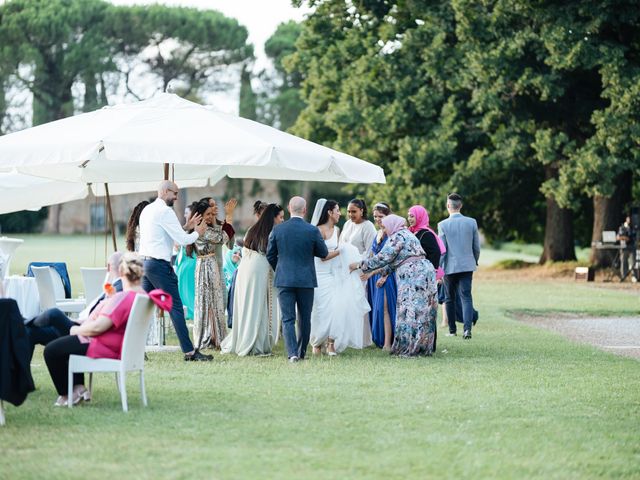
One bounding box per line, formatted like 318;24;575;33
104;183;117;252
164;163;169;180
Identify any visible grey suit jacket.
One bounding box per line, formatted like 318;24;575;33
266;217;329;288
438;213;480;275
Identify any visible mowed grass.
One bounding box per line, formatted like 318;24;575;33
2;235;640;479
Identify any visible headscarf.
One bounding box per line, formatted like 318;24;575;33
381;214;407;236
408;205;446;255
408;204;447;280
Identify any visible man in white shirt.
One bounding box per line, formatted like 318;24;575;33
139;180;209;361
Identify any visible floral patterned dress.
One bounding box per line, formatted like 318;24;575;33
361;228;437;356
193;224;230;350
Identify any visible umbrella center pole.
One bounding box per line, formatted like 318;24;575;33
104;183;117;252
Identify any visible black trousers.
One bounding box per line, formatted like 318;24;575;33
43;335;88;395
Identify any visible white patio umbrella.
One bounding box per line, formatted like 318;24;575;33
0;171;87;215
0;170;207;249
0;172;208;215
0;92;386;185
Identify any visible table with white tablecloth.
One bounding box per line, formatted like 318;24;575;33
2;275;40;319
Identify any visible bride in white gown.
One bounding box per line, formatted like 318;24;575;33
309;199;371;355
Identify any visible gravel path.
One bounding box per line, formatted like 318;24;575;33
515;313;640;359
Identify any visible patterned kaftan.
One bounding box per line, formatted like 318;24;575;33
193;224;229;350
361;229;437;356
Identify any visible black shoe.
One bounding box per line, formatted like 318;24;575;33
473;309;479;326
446;332;457;337
184;350;213;362
463;330;472;340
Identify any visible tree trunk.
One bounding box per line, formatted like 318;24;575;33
540;165;576;263
83;71;99;112
539;196;576;263
589;171;633;266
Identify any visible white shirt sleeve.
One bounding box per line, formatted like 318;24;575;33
160;208;199;246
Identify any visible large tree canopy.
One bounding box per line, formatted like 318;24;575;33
0;0;251;125
290;0;639;263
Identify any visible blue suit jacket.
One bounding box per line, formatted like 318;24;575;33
266;217;329;288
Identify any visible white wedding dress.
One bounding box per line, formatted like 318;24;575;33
310;227;371;352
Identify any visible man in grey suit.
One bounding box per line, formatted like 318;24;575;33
438;193;480;339
266;196;329;362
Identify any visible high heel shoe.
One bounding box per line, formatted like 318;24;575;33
326;340;337;356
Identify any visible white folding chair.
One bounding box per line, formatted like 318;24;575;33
68;294;155;412
80;267;107;303
32;266;85;314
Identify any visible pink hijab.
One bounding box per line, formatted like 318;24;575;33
408;205;446;279
381;214;407;236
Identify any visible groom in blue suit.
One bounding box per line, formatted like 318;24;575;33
267;196;329;362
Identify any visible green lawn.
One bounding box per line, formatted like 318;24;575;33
2;236;640;479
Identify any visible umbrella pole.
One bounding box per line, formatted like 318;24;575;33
104;183;117;252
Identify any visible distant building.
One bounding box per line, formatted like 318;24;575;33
43;178;281;235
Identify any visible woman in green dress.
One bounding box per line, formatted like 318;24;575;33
176;201;198;320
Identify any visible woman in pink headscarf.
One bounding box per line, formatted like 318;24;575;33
349;214;438;356
408;205;447;330
407;205;446;279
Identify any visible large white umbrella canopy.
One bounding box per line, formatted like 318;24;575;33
0;93;385;186
0;171;207;215
0;171;87;214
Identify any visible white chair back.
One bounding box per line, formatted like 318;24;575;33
49;268;66;300
81;267;107;303
120;294;155;371
31;266;57;311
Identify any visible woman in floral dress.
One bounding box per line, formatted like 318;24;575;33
351;214;437;356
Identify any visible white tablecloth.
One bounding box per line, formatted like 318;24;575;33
2;275;40;319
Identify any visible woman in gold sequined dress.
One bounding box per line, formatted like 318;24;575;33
187;198;236;350
221;203;284;356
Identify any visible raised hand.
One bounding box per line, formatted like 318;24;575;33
186;212;203;231
224;198;238;216
195;218;207;236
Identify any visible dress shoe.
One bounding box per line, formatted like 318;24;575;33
463;330;472;339
473;309;479;326
288;356;299;363
446;332;457;337
184;350;213;362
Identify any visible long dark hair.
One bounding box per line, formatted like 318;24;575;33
185;200;211;257
348;198;368;219
244;203;283;253
125;200;150;252
317;200;339;226
199;196;222;225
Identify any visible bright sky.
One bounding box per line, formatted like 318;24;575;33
110;0;312;70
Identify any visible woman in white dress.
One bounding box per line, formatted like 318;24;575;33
221;204;284;356
340;199;376;348
341;199;377;255
310;199;371;355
